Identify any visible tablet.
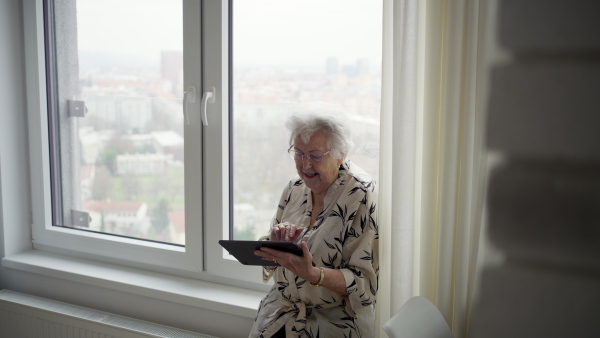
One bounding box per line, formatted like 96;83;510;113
218;240;303;266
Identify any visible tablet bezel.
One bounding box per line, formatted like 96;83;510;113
218;240;303;266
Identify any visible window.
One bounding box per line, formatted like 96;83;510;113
28;0;228;284
231;0;383;240
51;0;187;245
25;0;381;288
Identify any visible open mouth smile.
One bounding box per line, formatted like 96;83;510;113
304;172;318;179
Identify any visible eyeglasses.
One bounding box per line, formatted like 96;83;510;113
287;145;330;163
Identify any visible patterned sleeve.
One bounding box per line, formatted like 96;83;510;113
339;179;379;315
260;179;297;282
258;178;296;242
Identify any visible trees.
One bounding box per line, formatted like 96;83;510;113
152;198;170;235
91;166;113;200
98;133;135;175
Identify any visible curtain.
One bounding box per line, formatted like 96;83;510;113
377;1;492;337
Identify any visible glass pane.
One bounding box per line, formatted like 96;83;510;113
232;0;382;240
52;0;185;245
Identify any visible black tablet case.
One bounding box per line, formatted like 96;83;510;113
218;240;303;266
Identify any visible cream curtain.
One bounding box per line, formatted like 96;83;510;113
377;1;492;337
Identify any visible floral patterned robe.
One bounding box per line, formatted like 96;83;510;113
248;161;379;338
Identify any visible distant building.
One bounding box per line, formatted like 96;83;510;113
342;64;357;77
80;164;96;201
83;200;149;236
161;51;183;94
326;57;339;74
79;127;114;164
127;133;155;151
168;209;185;245
338;58;371;78
151;131;184;162
82;93;153;131
116;153;171;176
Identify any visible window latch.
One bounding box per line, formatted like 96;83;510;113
183;86;197;125
68;100;87;117
71;209;91;227
201;86;215;126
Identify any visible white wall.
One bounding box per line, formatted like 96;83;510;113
0;2;253;337
0;0;33;259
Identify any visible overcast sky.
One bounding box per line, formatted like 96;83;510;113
77;0;382;68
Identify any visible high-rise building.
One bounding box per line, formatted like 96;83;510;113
326;57;339;74
160;51;183;93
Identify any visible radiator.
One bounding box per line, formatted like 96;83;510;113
0;290;219;338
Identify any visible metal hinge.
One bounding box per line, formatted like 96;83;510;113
71;209;91;227
68;100;88;117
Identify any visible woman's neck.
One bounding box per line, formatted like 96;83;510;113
311;191;325;206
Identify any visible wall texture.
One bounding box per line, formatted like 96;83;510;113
472;1;600;337
0;0;34;260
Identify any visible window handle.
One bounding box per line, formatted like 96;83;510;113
183;85;197;125
201;86;215;126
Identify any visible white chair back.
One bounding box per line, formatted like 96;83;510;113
383;296;454;338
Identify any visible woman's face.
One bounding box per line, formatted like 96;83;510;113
292;130;343;197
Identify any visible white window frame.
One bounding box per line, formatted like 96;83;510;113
24;0;270;291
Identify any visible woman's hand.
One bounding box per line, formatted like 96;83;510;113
255;242;348;295
271;222;304;242
255;242;316;280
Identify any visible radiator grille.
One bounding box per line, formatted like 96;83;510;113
0;290;219;338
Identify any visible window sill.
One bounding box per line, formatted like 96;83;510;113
2;250;263;319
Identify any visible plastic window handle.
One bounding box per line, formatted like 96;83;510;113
183;86;197;125
201;86;215;126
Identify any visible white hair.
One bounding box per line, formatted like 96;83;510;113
285;102;354;160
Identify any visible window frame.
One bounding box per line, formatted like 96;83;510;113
24;0;270;291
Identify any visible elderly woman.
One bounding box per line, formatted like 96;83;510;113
250;103;379;338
